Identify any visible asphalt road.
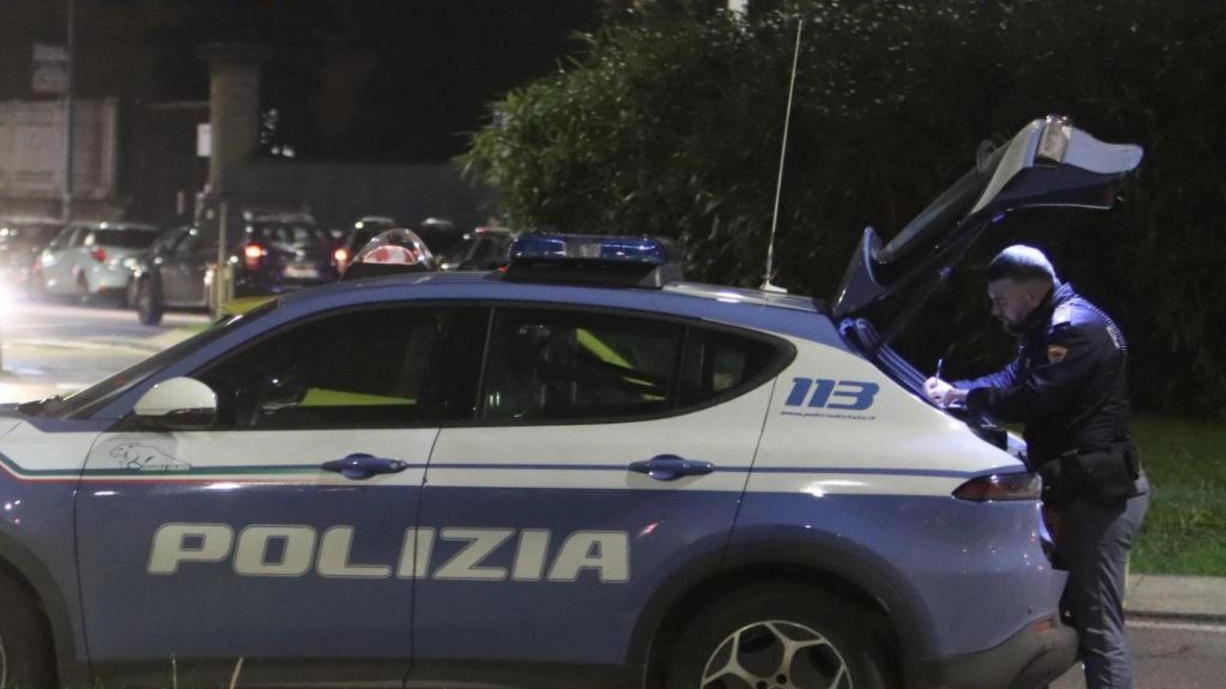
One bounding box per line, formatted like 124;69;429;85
0;295;208;402
1052;618;1226;689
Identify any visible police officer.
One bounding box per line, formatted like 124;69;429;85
924;245;1148;689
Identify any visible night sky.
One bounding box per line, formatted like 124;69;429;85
0;0;604;162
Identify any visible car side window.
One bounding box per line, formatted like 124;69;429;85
194;307;455;430
151;228;184;254
482;309;681;422
480;308;791;424
677;327;782;407
174;229;201;256
46;227;72;251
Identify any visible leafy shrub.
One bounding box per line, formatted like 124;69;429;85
459;0;1226;417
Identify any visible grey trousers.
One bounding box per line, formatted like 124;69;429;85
1046;479;1149;689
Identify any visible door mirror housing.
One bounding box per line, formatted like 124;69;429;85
132;377;218;430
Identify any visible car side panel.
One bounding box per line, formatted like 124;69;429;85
743;334;1063;659
413;380;776;668
0;420;108;680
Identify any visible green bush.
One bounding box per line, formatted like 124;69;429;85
459;0;1226;418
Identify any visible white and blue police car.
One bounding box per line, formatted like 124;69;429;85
0;116;1141;689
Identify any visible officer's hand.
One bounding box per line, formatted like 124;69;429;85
924;377;967;408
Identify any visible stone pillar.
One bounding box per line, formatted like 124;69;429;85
198;43;271;195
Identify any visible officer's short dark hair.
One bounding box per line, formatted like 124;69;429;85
987;245;1059;286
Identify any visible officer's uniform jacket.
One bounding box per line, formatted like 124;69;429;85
956;282;1131;468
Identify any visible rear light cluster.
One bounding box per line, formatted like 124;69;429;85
90;247;107;263
952;472;1040;502
243;243;267;270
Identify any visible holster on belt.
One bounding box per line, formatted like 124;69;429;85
1041;441;1141;506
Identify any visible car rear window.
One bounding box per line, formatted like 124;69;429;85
90;228;160;248
247;223;333;248
416;228;468;262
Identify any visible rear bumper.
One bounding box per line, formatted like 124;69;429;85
913;614;1078;689
88;267;133;291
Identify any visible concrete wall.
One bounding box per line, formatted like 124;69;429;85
0;98;119;218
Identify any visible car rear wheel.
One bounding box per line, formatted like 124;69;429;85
136;278;164;326
666;585;897;689
0;574;56;689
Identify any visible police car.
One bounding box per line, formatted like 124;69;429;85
0;117;1141;689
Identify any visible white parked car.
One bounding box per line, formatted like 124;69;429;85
34;221;162;305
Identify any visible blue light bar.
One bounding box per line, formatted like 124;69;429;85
503;233;683;288
509;234;671;265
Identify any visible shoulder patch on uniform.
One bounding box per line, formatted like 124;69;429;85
1052;303;1073;326
1047;344;1068;363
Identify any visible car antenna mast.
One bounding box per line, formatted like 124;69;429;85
761;17;803;294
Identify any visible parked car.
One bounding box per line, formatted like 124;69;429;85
333;225;379;274
34;221;161;304
415;217;470;269
131;213;341;325
129;225;217;324
0;117;1141;689
233;213;341;296
0;216;62;291
331;216;399;265
455;225;516;271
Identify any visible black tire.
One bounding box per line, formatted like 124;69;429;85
136;277;164;326
666;584;897;689
0;573;56;689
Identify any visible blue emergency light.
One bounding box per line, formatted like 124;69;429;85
503;233;683;288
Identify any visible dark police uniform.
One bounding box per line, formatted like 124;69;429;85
954;282;1148;689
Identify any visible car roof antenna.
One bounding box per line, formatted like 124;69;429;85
760;17;803;295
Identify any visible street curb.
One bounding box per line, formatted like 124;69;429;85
1126;609;1226;625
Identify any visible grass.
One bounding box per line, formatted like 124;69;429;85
1129;415;1226;575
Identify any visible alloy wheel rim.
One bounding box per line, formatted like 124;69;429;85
699;619;851;689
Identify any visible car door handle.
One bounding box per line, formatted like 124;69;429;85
628;454;714;481
322;453;409;480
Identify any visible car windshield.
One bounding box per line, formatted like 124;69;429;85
25;300;279;419
91;228;160;248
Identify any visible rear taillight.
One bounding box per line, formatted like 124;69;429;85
90;247;107;263
243;243;266;270
952;472;1040;502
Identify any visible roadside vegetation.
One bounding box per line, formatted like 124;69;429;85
460;0;1226;421
1131;415;1226;575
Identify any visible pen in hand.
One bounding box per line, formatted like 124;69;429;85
936;357;945;380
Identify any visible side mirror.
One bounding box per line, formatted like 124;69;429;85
132;377;218;430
